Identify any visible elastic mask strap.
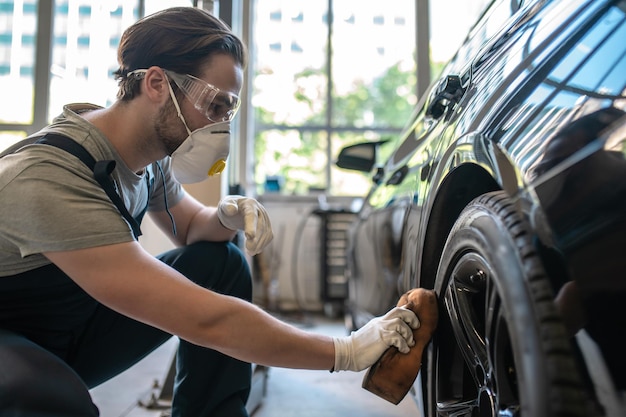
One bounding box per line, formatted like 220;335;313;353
166;78;192;137
156;161;177;237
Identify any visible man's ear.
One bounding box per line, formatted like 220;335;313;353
142;66;169;103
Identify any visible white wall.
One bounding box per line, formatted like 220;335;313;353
254;194;359;312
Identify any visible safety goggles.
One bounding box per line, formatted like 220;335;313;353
128;69;241;122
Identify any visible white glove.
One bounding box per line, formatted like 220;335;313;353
217;195;273;255
332;306;420;372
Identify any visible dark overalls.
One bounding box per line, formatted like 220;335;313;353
0;136;252;417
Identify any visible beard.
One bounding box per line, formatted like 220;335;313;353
154;97;188;156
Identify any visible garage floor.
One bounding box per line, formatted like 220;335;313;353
89;313;422;417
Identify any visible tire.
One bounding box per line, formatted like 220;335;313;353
424;191;588;417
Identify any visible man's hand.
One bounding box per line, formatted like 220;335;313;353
332;306;420;372
217;195;273;255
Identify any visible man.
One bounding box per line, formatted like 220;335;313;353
0;7;419;417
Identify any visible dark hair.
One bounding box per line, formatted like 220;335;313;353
113;7;247;101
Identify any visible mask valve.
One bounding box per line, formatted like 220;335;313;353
208;159;226;176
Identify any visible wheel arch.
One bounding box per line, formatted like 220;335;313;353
419;163;500;290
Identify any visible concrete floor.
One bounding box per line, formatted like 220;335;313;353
89;313;422;417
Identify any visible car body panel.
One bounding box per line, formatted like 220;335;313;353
339;0;626;412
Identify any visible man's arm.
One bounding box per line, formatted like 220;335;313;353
150;193;236;247
150;193;273;256
44;241;335;369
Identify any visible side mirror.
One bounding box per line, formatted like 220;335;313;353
336;140;388;172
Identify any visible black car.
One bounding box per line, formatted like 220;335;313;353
336;0;626;416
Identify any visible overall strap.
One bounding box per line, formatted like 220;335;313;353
35;133;143;239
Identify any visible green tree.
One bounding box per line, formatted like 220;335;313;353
331;62;417;129
254;61;419;195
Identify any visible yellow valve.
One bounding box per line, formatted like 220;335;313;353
208;159;226;176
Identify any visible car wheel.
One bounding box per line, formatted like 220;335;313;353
425;191;588;417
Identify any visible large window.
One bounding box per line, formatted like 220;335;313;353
0;0;37;148
252;0;418;196
251;0;490;196
0;0;191;152
49;2;138;120
0;0;491;191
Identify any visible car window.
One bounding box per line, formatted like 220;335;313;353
568;13;626;95
457;0;597;136
382;0;531;178
492;0;626;177
453;0;523;70
550;5;626;89
474;0;598;86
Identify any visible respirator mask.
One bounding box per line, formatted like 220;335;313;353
170;120;231;184
165;75;231;184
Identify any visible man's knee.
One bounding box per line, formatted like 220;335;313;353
0;331;99;416
159;241;252;301
211;241;252;301
228;242;252;295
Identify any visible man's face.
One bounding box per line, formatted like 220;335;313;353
155;54;243;154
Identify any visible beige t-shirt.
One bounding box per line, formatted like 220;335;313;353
0;103;185;276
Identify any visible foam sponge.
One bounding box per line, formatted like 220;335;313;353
362;288;438;404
